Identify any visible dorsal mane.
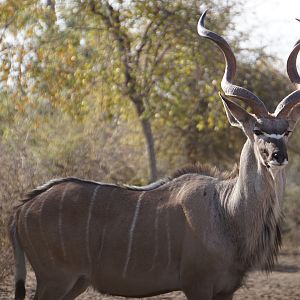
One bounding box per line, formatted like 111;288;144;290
22;176;169;203
170;163;238;180
123;179;169;191
23;163;238;203
22;177;106;202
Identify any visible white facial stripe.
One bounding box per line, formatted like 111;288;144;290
262;132;285;139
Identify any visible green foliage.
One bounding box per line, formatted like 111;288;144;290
0;0;297;172
0;0;239;182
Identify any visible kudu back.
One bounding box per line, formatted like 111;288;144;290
8;10;300;300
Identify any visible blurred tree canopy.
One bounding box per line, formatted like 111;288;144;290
0;0;296;184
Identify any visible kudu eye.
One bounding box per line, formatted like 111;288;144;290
253;129;263;136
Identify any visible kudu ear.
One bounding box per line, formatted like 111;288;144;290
219;93;253;129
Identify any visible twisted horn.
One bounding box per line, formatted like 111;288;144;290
287;40;300;88
274;40;300;117
197;10;268;117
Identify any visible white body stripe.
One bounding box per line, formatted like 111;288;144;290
23;201;38;259
86;185;101;267
150;206;160;271
58;183;70;258
165;210;171;267
39;190;55;263
96;199;112;272
122;192;145;278
96;225;107;269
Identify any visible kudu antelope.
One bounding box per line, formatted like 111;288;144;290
8;10;300;300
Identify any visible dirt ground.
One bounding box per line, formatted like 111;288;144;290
1;250;299;300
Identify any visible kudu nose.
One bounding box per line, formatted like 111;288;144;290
271;151;287;164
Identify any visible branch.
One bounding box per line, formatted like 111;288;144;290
0;15;16;44
142;44;171;101
89;1;135;95
135;20;154;63
17;47;27;97
134;9;174;67
89;0;108;21
46;0;55;11
140;24;171;98
69;26;106;31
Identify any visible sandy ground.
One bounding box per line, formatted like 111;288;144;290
1;250;299;300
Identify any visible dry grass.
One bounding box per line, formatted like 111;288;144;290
0;122;147;285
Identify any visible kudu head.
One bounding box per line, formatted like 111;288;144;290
198;10;300;171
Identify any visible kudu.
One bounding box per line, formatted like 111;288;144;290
8;10;300;300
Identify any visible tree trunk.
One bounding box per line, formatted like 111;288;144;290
46;0;55;11
132;98;158;182
140;117;158;182
88;3;158;182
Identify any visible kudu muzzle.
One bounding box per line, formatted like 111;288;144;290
260;138;288;167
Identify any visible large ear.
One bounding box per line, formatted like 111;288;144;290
288;104;300;129
219;93;253;129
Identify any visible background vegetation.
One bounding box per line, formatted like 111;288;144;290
0;0;299;284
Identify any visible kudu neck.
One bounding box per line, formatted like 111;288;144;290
224;138;285;270
238;138;285;202
226;138;286;212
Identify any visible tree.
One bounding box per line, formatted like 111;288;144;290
1;1;293;178
0;0;236;182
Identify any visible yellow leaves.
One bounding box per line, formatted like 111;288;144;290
27;27;34;37
36;48;44;61
207;114;215;128
196;121;205;131
0;2;16;21
14;102;25;113
1;72;9;82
